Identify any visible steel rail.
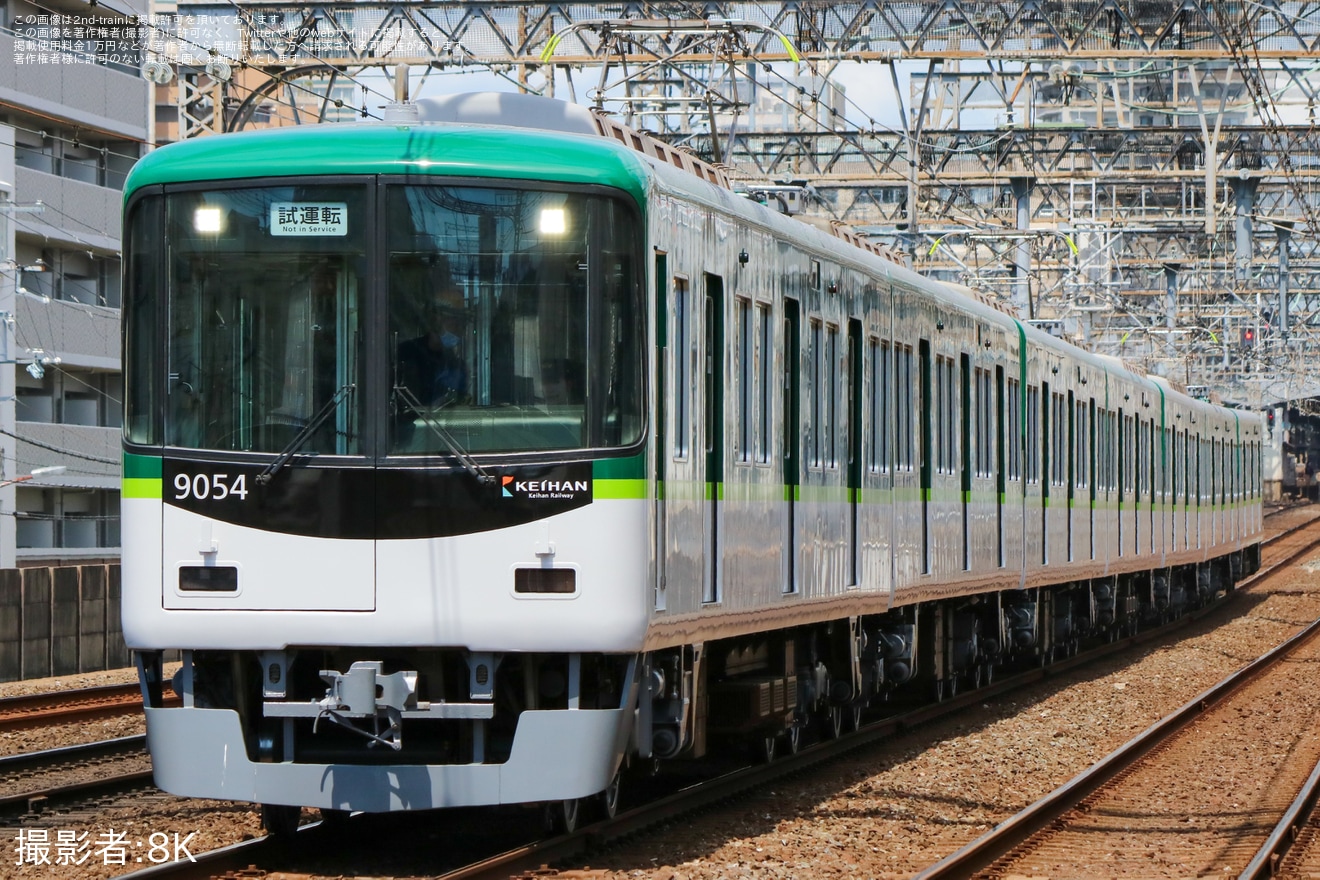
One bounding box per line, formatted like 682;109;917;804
913;517;1320;879
115;825;321;880
1240;741;1320;878
0;733;146;775
0;768;155;817
0;683;177;732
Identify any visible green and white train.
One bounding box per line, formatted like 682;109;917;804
121;93;1262;832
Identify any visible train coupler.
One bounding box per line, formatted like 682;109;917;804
262;660;495;751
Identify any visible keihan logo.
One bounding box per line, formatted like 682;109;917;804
499;475;591;500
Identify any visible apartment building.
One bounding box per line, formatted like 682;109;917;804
1;0;148;567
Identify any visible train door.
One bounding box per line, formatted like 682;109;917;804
1188;434;1195;550
783;298;801;593
1067;390;1075;561
654;254;669;611
919;338;932;574
848;320;862;585
1089;399;1097;560
1119;408;1129;556
1134;416;1142;555
703;273;724;604
1196;436;1203;549
960;353;972;571
996;365;1006;567
1149;421;1158;556
1171;425;1179;552
1042;381;1052;565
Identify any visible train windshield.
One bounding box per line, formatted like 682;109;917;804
129;180;643;458
161;184;368;455
386;184;643;455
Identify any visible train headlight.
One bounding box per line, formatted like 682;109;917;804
539;207;566;235
194;206;224;234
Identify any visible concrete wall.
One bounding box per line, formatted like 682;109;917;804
0;562;127;681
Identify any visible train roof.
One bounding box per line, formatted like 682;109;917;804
123;113;654;207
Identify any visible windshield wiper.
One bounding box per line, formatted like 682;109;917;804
257;384;356;484
393;385;495;486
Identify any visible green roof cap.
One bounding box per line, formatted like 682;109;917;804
125;123;650;205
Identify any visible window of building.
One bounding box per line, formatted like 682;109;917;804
16;488;121;551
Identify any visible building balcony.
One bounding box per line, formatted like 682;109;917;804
14;166;122;250
0;31;148;140
13;423;119;488
15;296;120;370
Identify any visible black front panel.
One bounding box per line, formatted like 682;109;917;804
163;458;592;540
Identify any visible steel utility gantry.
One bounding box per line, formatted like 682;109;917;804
156;1;1320;405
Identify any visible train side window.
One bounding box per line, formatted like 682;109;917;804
973;368;982;477
1133;417;1141;503
896;344;914;471
1025;384;1040;485
827;324;840;469
809;318;822;468
736;297;752;463
756;303;772;464
867;338;883;473
1131;417;1138;497
124;195;163;446
1052;393;1066;486
673;277;690;459
934;357;946;473
1005;377;1021;482
981;367;994;478
1075;400;1088;489
934;355;959;475
950;358;960;477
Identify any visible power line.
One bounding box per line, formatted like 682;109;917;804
0;426;119;466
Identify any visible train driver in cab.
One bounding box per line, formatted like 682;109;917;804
397;287;468;406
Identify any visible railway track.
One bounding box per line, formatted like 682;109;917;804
0;682;176;732
0;736;153;819
10;506;1283;876
109;513;1320;880
913;513;1320;879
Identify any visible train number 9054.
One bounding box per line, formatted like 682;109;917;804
172;473;250;501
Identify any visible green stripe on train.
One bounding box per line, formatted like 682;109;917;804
123;453;163;498
594;479;647;500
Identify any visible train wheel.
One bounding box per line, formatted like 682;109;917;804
545;798;581;834
754;734;777;764
848;703;865;732
261;804;301;838
784;723;802;755
319;808;351;830
820;705;843;740
599;772;622;821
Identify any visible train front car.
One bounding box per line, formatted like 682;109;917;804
121;120;650;826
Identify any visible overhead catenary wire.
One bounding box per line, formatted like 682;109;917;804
0;425;119;466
